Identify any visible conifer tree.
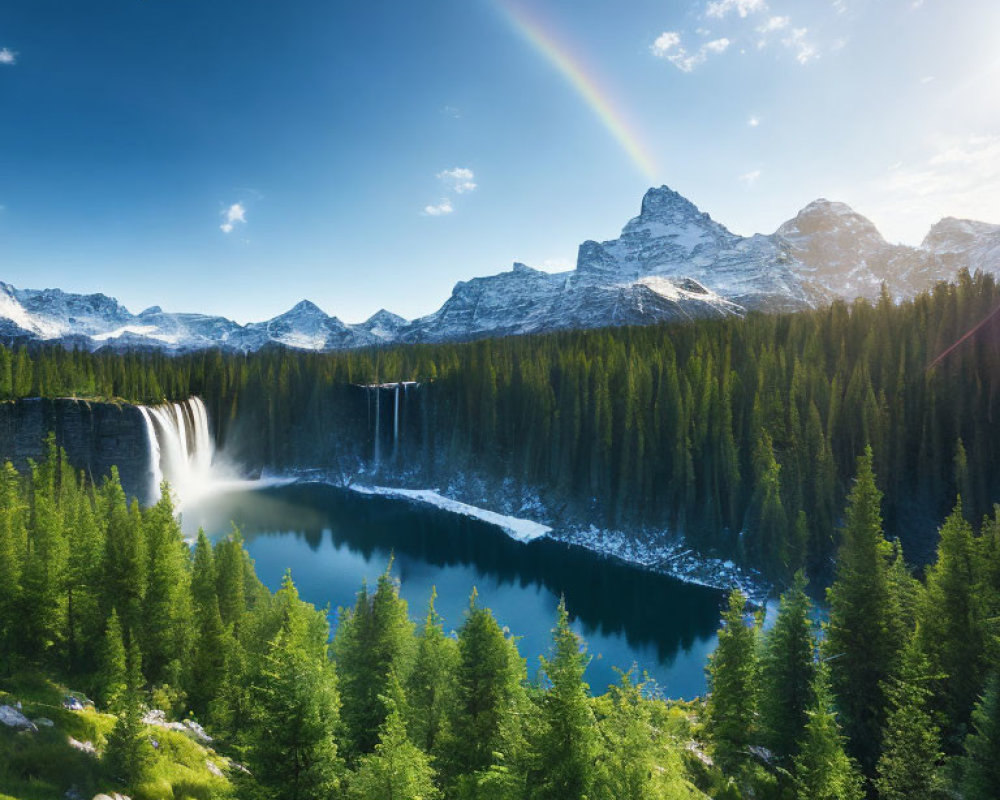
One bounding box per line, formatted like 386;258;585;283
142;488;192;688
875;631;944;800
104;639;155;788
0;461;26;670
334;560;414;759
406;588;459;755
101;471;146;637
446;590;528;788
961;673;1000;800
244;573;342;800
349;673;438;800
824;446;900;773
99;608;128;711
793;664;864;800
745;429;788;571
529;598;597;800
592;671;691;800
64;483;104;673
188;592;228;718
919;499;983;746
759;571;816;764
705;590;759;774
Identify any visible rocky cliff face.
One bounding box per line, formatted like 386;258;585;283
0;399;153;503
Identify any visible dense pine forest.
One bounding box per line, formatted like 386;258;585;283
1;440;1000;799
3;271;1000;578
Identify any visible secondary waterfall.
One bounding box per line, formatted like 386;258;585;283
138;396;220;507
363;381;419;471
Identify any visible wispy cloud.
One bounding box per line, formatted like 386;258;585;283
706;0;767;19
220;202;246;234
871;134;1000;242
422;199;454;217
651;31;682;58
651;31;731;72
423;167;477;216
740;169;762;186
0;48;16;65
748;115;761;127
784;27;818;64
437;167;477;194
757;15;789;33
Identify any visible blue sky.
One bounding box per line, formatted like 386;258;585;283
1;0;998;323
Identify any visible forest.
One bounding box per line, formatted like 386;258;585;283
1;271;999;578
1;439;999;799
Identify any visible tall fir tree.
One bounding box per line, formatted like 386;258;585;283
793;663;864;800
918;499;983;747
961;673;1000;800
759;571;816;765
446;590;528;790
406;588;459;756
98;608;128;712
874;630;944;800
348;673;439;800
529;598;597;800
244;573;342;800
333;561;414;759
824;446;903;773
705;590;759;775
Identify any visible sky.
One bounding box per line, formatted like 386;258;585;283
1;0;999;323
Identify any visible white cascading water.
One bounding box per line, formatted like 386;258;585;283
138;396;224;508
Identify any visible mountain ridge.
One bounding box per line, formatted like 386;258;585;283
1;185;997;352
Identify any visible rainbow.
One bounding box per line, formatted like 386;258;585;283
495;0;659;181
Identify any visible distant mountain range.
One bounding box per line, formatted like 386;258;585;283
3;186;999;352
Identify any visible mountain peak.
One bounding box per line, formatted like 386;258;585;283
777;198;885;246
282;299;327;317
922;217;1000;253
639;185;704;220
363;308;407;327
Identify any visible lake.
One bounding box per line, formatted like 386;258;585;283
179;480;725;697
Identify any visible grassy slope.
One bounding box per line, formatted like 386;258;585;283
0;674;231;800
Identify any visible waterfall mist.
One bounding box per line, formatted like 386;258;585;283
138;396;241;508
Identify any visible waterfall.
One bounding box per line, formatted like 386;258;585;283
393;383;400;460
139;396;220;507
374;386;381;469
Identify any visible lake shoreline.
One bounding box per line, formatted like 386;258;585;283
274;468;771;606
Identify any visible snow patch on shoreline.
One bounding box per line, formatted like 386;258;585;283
257;469;769;603
347;484;552;543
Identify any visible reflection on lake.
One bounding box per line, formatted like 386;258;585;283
180;481;725;697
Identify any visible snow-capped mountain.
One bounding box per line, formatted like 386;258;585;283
1;185;998;352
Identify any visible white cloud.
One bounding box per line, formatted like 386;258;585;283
423;199;454;217
740;169;762;186
757;15;789;33
706;0;767;19
870;134;1000;242
220;202;246;234
748;115;760;127
784;27;818;64
651;31;730;72
437;167;477;194
651;31;682;58
0;48;16;65
704;38;731;54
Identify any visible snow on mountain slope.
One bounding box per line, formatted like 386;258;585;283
1;185;998;352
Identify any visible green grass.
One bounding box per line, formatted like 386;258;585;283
0;674;233;800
